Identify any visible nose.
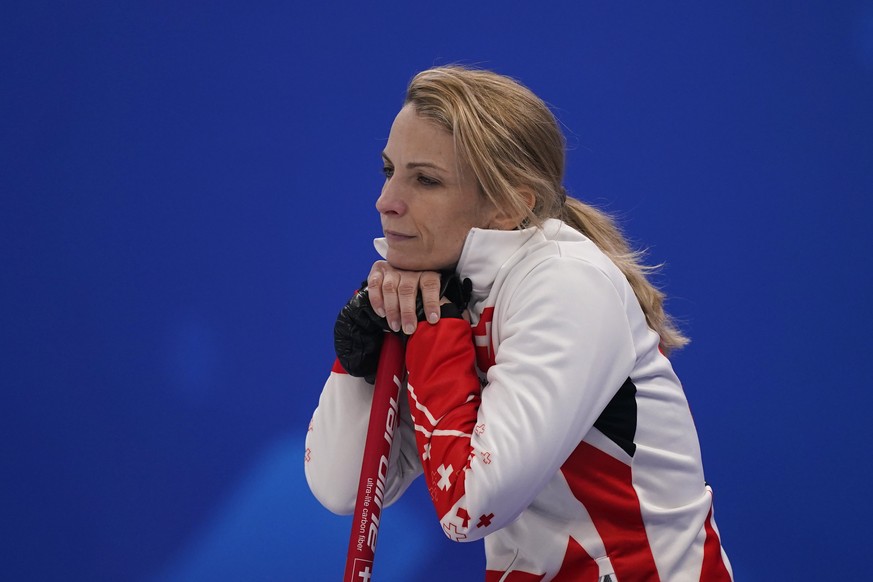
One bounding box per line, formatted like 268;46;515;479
375;177;407;216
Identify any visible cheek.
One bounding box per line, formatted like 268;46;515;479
407;219;460;267
438;213;478;254
411;196;482;264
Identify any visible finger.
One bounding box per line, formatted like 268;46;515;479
367;262;387;318
397;271;422;335
380;269;402;332
419;271;442;325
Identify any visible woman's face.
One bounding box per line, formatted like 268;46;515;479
376;105;499;271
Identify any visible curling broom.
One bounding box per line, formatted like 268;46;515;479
343;331;405;581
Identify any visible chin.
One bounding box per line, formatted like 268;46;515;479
386;251;452;272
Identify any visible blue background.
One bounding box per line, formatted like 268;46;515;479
3;1;872;580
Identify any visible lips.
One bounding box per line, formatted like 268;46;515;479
384;230;415;242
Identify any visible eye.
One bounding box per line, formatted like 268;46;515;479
381;165;394;179
417;174;440;187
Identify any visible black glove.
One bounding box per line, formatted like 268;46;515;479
334;283;391;383
334;273;473;383
415;272;473;321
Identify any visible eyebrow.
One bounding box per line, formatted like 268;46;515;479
381;151;449;174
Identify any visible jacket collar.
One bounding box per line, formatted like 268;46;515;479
374;218;577;306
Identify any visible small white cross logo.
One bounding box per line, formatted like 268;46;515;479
358;565;372;581
437;464;453;490
422;442;431;461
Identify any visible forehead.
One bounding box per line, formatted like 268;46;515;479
385;105;456;162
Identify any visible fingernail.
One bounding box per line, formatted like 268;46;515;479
375;307;386;318
403;322;416;335
389;319;400;332
427;311;438;324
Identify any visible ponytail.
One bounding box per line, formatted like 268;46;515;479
561;197;689;354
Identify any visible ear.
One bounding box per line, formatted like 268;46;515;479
489;188;536;230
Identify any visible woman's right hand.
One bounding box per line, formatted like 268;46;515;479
366;261;442;335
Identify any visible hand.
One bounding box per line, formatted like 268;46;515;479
366;261;442;335
422;273;472;321
334;284;391;383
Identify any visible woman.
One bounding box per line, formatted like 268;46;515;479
305;65;732;581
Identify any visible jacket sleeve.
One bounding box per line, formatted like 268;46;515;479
305;359;422;515
404;256;637;542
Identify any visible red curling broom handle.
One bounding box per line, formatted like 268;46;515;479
343;332;405;582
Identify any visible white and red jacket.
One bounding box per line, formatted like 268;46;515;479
306;219;732;581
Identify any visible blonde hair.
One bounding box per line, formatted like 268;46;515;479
405;65;689;353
